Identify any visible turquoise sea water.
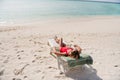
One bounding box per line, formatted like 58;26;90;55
0;0;120;25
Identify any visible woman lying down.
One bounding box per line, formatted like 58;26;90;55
51;36;82;59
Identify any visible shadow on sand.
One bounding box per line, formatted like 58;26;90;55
65;65;102;80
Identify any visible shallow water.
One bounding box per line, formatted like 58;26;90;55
0;0;120;25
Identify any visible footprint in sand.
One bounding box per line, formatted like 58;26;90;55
48;66;57;70
35;50;43;52
24;76;27;78
17;55;20;57
12;78;21;80
17;55;21;60
41;75;45;80
34;54;37;57
18;57;21;60
17;50;24;54
114;65;118;67
32;60;36;63
0;69;5;76
3;59;9;63
35;70;41;73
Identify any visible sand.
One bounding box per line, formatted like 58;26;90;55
0;16;120;80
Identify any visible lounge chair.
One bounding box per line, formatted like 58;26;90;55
48;39;93;73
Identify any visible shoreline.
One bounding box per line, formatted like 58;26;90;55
0;15;120;26
0;16;120;34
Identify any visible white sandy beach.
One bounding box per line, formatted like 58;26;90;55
0;16;120;80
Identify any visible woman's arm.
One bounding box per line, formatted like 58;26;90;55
52;47;66;56
59;38;66;47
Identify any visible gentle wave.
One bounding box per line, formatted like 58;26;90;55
89;0;120;3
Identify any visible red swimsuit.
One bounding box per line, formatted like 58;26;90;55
60;47;73;56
